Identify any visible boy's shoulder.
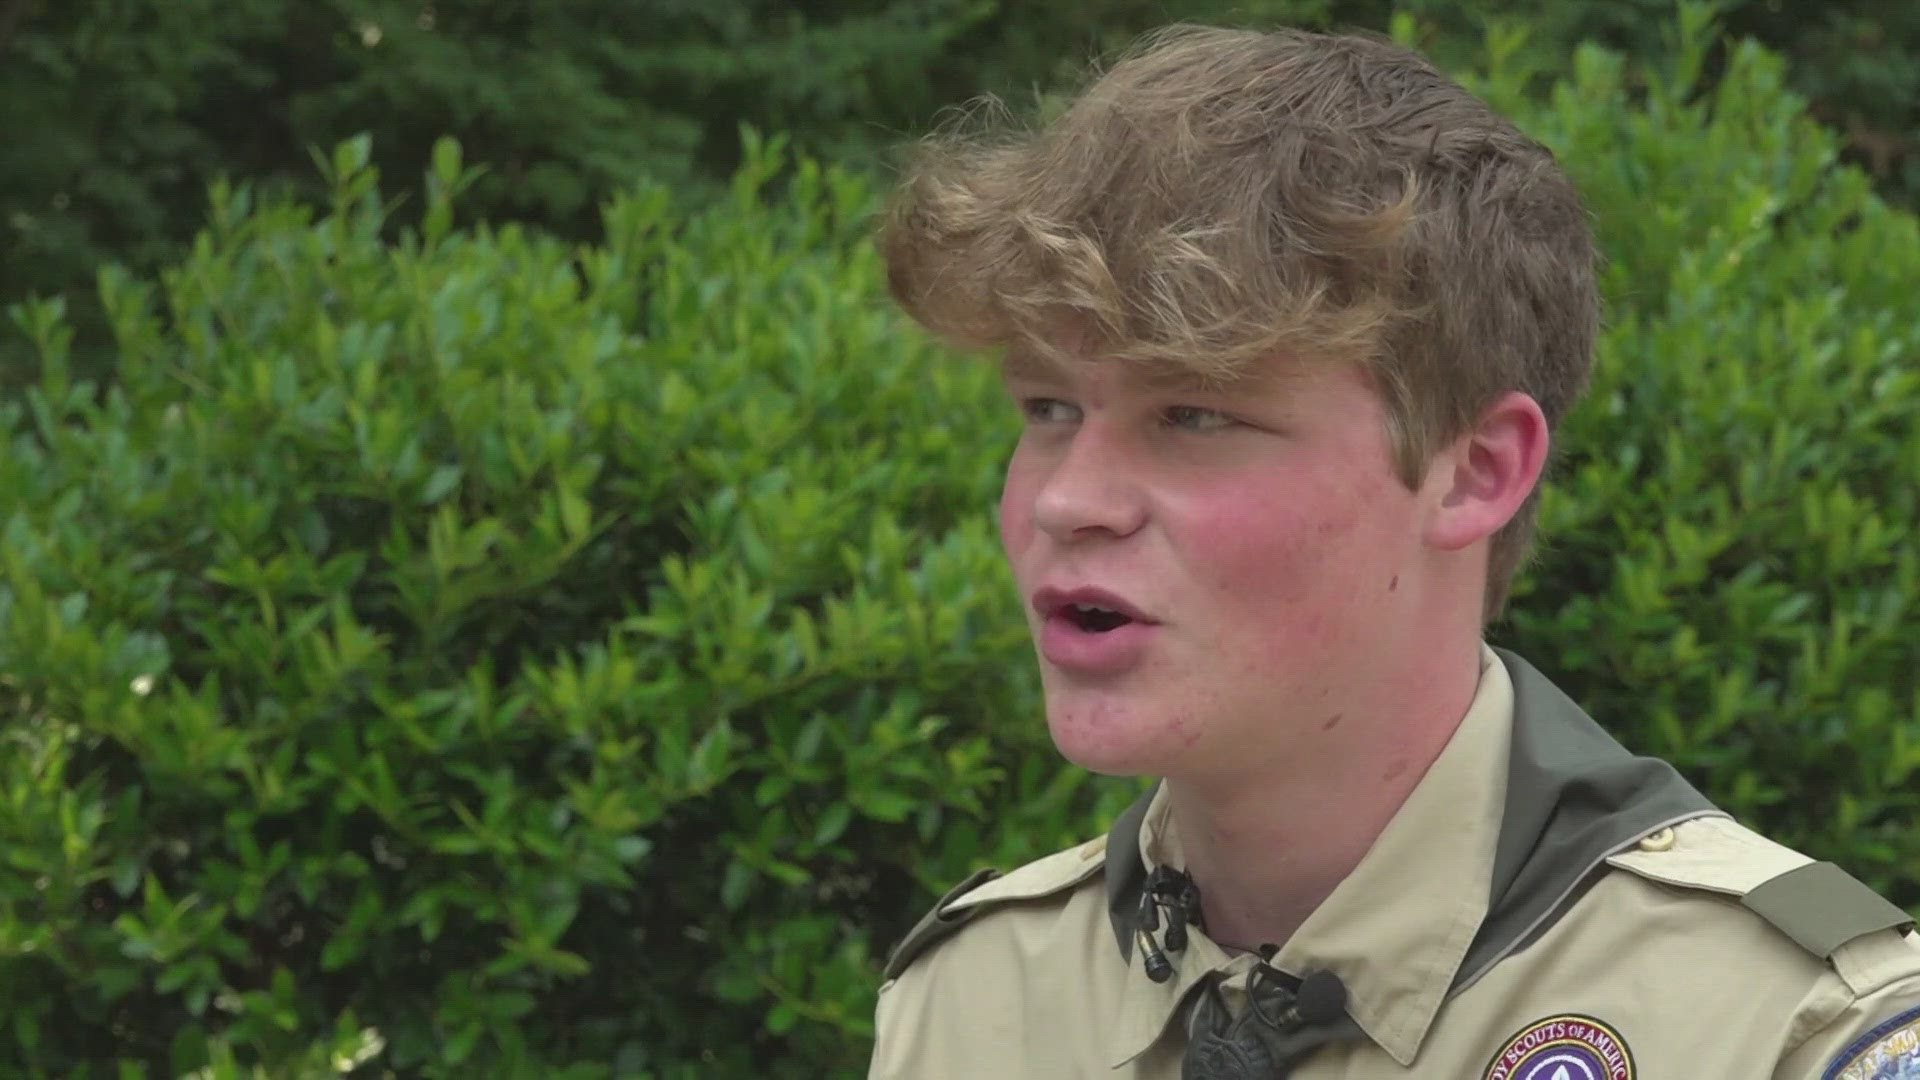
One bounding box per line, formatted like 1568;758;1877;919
881;835;1109;981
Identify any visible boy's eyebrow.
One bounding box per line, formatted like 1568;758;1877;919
1001;346;1315;393
1143;363;1307;395
1001;349;1236;387
999;349;1072;383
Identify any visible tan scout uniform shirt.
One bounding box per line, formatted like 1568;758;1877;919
870;649;1920;1078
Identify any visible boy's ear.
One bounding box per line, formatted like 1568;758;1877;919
1424;391;1549;552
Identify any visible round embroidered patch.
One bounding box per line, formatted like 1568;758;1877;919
1482;1014;1634;1080
1821;1004;1920;1080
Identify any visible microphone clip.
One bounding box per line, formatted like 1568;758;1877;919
1137;866;1204;983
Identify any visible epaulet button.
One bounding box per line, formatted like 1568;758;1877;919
1636;827;1676;852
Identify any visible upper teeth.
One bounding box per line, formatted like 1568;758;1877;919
1071;604;1118;615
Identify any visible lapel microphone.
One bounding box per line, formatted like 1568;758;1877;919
1181;962;1348;1079
1137;866;1205;983
1131;865;1352;1076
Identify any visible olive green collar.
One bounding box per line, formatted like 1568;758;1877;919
1105;647;1721;999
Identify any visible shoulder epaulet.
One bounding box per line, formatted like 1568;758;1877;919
1606;816;1913;959
881;838;1106;981
1742;861;1914;959
881;867;1001;981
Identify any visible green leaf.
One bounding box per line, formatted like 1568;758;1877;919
812;803;853;848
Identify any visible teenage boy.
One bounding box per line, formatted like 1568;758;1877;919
869;25;1920;1079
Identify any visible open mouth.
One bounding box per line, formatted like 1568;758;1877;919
1065;604;1134;633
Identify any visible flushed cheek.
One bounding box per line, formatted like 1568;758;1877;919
1177;480;1360;603
998;440;1055;530
997;475;1037;564
1176;482;1394;666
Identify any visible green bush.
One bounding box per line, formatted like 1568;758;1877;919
11;0;1919;381
0;131;1137;1076
0;0;1340;379
4;18;1918;1078
1396;0;1920;206
1494;24;1920;905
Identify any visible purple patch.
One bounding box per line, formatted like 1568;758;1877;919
1511;1047;1608;1080
1483;1015;1635;1080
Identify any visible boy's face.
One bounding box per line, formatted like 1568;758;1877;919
998;350;1442;781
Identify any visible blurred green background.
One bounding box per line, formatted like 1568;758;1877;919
2;1;1917;1077
5;0;1919;377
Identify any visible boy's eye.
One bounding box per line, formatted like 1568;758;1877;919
1164;405;1235;431
1021;398;1080;424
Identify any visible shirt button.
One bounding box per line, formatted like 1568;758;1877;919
1637;827;1676;852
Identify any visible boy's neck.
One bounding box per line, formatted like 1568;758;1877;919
1161;636;1484;952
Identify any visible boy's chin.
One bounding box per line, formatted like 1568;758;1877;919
1044;699;1196;778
